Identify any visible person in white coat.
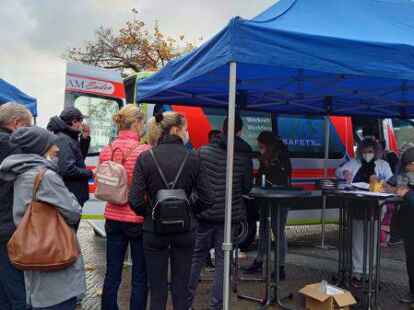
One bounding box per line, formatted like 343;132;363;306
336;138;393;287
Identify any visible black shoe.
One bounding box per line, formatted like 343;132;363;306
243;260;263;274
271;267;286;281
389;239;404;247
400;292;414;304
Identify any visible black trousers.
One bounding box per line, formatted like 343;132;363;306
143;231;193;310
404;236;414;294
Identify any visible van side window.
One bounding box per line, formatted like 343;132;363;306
203;107;272;152
277;115;345;159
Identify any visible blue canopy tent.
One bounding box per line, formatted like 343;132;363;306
0;79;37;117
137;1;414;308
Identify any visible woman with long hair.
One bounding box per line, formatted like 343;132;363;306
100;105;150;310
129;112;213;310
244;131;292;279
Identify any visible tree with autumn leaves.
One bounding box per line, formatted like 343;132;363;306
66;9;199;75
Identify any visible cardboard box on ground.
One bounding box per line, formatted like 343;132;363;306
299;282;357;310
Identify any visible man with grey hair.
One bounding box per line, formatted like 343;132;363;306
0;101;32;310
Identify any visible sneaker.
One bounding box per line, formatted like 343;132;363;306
243;260;263;274
400;292;414;304
389;239;404;247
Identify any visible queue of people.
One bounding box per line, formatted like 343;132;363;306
2;100;414;309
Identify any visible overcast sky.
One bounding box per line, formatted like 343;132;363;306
0;0;275;125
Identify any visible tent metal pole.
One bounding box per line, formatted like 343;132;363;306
223;62;237;310
320;116;330;249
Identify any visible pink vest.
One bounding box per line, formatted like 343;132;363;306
99;131;150;224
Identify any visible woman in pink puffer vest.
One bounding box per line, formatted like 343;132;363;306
99;104;150;310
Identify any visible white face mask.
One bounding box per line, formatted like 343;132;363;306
46;155;58;165
182;130;190;145
363;153;375;163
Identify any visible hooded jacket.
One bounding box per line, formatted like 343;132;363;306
47;116;92;205
0;127;20;242
0;154;86;308
196;134;253;223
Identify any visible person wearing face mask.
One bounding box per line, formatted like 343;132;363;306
244;131;291;278
0;102;32;310
99;105;150;310
187;115;252;310
336;138;393;287
0;127;86;310
129;111;214;310
46;107;93;227
386;147;414;304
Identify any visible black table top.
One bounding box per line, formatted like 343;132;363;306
250;187;312;199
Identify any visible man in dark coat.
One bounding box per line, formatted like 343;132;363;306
47;107;92;211
0;102;32;310
188;116;253;310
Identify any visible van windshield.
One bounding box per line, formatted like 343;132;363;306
66;93;121;154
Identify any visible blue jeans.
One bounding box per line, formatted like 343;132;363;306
0;242;26;310
101;220;147;310
188;222;226;310
32;297;76;310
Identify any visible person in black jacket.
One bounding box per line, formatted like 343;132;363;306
188;116;253;310
0;102;32;310
47;107;92;212
129;111;214;310
387;147;414;304
244;131;292;279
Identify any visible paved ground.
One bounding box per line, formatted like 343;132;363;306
77;222;412;309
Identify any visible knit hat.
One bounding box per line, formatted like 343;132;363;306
10;127;58;155
60;107;84;125
402;147;414;166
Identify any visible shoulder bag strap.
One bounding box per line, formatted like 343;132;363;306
171;152;190;190
150;149;170;189
32;168;47;201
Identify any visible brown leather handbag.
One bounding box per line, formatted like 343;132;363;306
7;169;80;271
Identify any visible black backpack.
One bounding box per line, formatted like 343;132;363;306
150;149;191;234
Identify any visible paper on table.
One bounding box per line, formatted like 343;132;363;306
339;190;394;198
351;182;369;190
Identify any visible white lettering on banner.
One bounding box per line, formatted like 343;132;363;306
66;76;115;95
283;138;321;147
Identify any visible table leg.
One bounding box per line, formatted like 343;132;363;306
362;206;369;307
375;205;382;310
273;203;295;310
337;202;344;284
368;204;376;310
264;200;272;308
346;202;353;288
